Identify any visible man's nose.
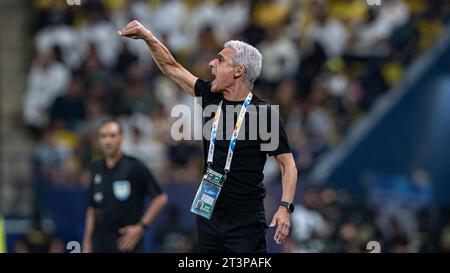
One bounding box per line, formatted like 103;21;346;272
209;59;216;68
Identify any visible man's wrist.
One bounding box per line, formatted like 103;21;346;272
137;220;148;230
279;201;295;213
143;32;155;43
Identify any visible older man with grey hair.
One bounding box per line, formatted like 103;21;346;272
119;20;298;253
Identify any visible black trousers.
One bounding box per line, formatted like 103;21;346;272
92;230;144;253
196;210;268;253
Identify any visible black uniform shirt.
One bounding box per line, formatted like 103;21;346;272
194;79;291;212
89;155;162;231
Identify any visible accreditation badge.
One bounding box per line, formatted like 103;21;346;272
190;167;226;219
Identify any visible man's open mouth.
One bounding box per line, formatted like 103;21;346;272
211;71;217;89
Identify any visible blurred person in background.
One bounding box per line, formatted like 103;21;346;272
15;212;63;253
82;119;168;253
154;206;196;253
288;187;327;252
23;51;71;136
49;76;86;131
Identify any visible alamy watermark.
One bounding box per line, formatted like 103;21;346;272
65;240;381;253
66;241;81;253
66;0;81;6
170;98;280;152
366;241;381;253
366;0;381;6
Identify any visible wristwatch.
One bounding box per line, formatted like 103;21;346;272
279;201;295;213
138;220;148;229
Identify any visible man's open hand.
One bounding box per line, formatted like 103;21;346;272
269;206;291;244
116;224;144;252
118;20;153;41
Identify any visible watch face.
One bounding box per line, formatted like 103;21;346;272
289;204;295;213
281;202;294;213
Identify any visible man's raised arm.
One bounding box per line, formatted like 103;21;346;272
118;20;197;96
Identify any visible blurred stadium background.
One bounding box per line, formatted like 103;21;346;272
0;0;450;253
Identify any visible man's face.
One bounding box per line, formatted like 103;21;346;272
209;47;239;92
98;122;123;157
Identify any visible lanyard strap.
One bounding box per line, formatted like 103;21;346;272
207;92;253;173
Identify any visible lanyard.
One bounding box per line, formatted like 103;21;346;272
207;92;253;174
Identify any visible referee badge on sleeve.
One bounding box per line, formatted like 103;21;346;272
94;174;102;184
93;192;103;203
113;180;131;201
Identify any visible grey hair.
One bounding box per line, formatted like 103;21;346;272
224;40;263;90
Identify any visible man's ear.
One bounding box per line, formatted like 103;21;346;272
234;66;245;78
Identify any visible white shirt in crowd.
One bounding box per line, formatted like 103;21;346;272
23;57;71;128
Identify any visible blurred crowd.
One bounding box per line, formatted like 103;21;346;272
20;0;450;252
286;183;450;253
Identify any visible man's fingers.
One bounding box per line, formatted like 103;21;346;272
283;224;290;236
130;20;140;26
271;211;291;243
273;220;290;244
118;26;126;35
269;216;278;227
124;20;139;30
274;226;282;244
120;237;136;251
119;24;139;35
127;20;137;27
271;215;285;243
117;236;125;248
282;219;290;231
118;26;136;37
118;25;131;35
275;230;285;244
117;231;138;251
281;221;289;235
117;230;130;244
280;224;288;239
117;235;131;250
119;225;131;234
118;234;128;243
126;239;137;250
121;241;131;251
119;21;143;35
124;29;141;39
